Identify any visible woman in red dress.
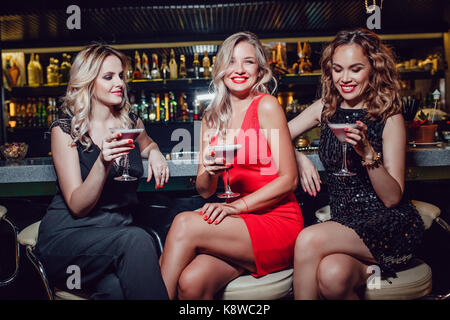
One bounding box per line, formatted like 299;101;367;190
160;31;304;300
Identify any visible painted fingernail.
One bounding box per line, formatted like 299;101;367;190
211;151;215;157
208;219;212;224
128;140;133;143
214;221;219;225
344;127;348;130
203;215;208;221
199;210;203;215
117;133;121;137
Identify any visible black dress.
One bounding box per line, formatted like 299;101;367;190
318;106;425;278
36;113;168;299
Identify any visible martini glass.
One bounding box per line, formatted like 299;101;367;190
328;123;358;177
109;128;144;181
212;144;242;199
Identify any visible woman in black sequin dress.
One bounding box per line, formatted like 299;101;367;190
288;29;425;299
36;44;169;299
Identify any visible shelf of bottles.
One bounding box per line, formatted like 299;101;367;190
3;40;446;131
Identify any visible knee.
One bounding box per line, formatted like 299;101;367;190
91;273;125;300
117;227;157;255
294;227;326;262
177;269;209;300
168;211;200;243
317;256;353;299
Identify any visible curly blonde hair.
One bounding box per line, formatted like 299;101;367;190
61;43;133;151
204;31;277;136
320;28;402;123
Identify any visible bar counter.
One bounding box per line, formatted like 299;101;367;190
1;145;450;197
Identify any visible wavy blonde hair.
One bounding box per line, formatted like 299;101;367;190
61;43;133;151
204;31;276;136
320;28;402;123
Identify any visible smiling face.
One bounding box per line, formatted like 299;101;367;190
223;41;260;97
331;44;371;108
92;54;125;107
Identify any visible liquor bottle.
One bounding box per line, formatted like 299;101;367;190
169;92;177;121
133;51;142;80
211;56;216;74
126;56;134;80
160;55;170;80
179;55;187;78
129;92;139;115
31;98;38;127
40;98;47;127
180;93;189;122
193;53;200;79
9;59;21;87
160;93;168;123
151;54;161;79
169;49;178;79
148;93;157;122
46;58;57;85
34;54;44;85
25;98;32;127
156;93;161;122
139;91;149;123
47;98;55;127
54;59;62;84
60;53;72;83
3;56;12;89
142;53;151;79
202;51;211;79
193;95;200;120
27;53;38;86
276;43;286;70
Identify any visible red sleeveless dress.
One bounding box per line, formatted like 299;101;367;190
210;93;304;277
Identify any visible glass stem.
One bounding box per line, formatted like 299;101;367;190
122;154;130;177
342;142;348;172
225;169;231;192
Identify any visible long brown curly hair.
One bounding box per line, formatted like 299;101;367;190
320;28;402;123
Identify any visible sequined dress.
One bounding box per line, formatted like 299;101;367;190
319;106;425;277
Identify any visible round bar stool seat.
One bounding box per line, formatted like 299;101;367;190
314;201;439;300
17;221;88;300
221;268;293;300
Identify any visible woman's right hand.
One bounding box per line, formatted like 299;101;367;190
100;132;135;166
202;146;230;176
295;150;322;197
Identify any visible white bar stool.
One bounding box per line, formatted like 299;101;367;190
314;200;449;300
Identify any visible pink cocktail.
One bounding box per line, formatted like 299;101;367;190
110;128;144;181
211;144;241;199
328;123;357;177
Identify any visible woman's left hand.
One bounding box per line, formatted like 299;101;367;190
345;120;377;161
147;149;169;189
199;201;242;225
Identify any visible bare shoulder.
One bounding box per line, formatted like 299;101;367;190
258;94;285;123
383;113;405;137
51;124;74;145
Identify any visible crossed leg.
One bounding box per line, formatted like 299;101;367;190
177;254;245;299
160;211;256;299
293;221;378;300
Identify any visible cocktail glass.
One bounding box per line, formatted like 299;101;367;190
328;123;357;177
109;128;144;181
212;144;242;199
